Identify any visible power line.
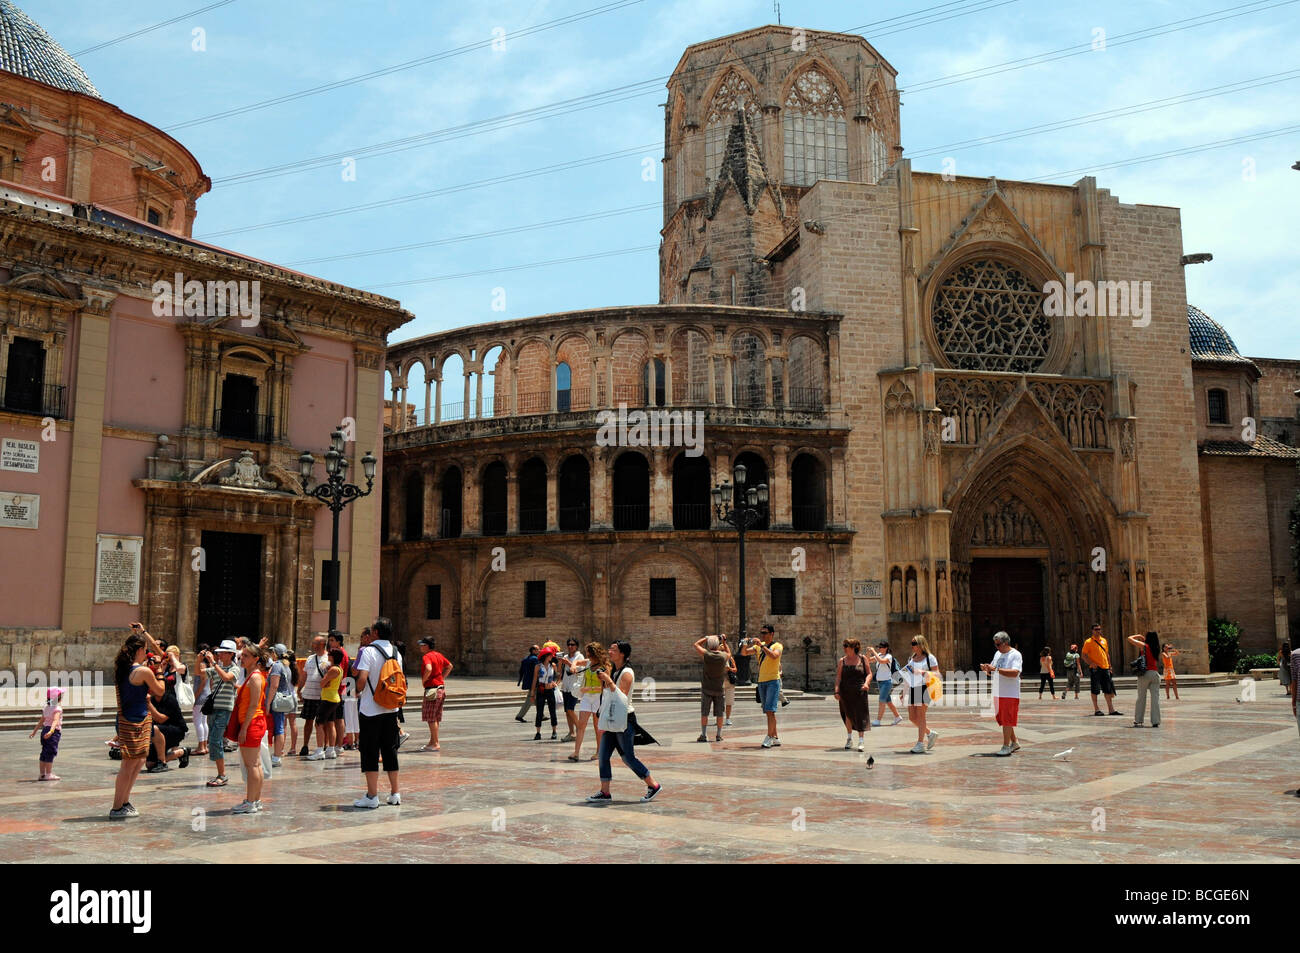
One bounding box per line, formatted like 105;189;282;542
72;0;237;56
362;244;661;290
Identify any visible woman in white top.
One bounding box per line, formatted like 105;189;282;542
193;644;212;756
587;641;662;803
902;636;941;754
867;640;902;726
532;649;560;741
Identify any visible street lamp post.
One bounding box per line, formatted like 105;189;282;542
712;463;768;681
299;428;377;633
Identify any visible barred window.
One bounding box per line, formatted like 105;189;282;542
649;578;677;616
1207;388;1228;425
783;67;847;186
425;584;441;621
705;70;760;186
771;578;796;616
931;259;1051;372
525;580;546;618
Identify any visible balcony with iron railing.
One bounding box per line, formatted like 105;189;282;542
213;408;275;442
0;377;65;418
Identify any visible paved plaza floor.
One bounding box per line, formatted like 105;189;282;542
1;683;1296;864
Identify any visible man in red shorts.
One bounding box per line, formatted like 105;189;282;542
981;631;1022;756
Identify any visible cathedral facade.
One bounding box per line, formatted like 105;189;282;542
379;26;1297;680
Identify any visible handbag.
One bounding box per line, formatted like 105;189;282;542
1129;654;1147;675
271;692;296;713
176;675;195;709
200;692;215;716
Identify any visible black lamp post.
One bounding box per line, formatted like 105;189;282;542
299;428;377;633
712;463;768;680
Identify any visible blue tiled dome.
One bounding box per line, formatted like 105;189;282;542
0;1;99;98
1188;304;1253;366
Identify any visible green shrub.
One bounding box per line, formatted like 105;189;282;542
1207;617;1242;673
1235;653;1279;674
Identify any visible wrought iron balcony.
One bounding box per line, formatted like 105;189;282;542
0;377;65;418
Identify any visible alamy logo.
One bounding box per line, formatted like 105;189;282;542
152;272;261;327
595;403;704;457
50;884;151;933
1042;273;1152;327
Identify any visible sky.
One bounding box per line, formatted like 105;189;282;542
24;0;1300;360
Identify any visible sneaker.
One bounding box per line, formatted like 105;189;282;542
232;800;258;814
857;740;865;752
697;733;708;743
641;783;663;802
891;717;903;726
586;791;612;802
995;745;1012;757
387;793;401;806
514;715;526;723
253;800;264;813
353;794;380;809
306;749;326;761
534;732;541;741
714;734;723;742
871;720;882;727
551;730;558;740
146;762;169;774
844;738;852;750
560;734;575;743
761;736;773;749
108;806;132;819
771;738;781;747
780;695;790;708
325;747;338;760
910;742;927;754
298;744;309;756
1010;742;1021;752
724;718;733;727
396;732;410;749
224;741;238;752
270;756;282;767
926;730;938;751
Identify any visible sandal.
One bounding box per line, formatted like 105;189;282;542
206;775;228;787
567;755;581;762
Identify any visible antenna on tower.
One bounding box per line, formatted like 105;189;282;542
774;1;781;25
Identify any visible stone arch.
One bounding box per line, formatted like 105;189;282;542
514;338;552;415
479;549;592;663
786;333;825;409
669;325;712;404
610;328;650;406
609;543;715;671
397;550;463;663
555;331;591;411
730;329;767;407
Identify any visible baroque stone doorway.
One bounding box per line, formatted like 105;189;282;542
196;530;263;646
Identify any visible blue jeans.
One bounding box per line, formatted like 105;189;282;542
208;709;231;762
758;678;782;713
598;722;650;783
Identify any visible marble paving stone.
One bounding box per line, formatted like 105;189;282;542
0;685;1296;863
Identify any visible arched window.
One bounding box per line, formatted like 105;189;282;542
404;471;424;541
705;70;760;186
783;67;847;187
481;462;507;536
556;361;572;413
644;358;666;408
558;455;591;531
612;452;650;530
439;467;462;539
731;333;766;408
518;457;547;534
931;259;1051;372
790;453;826;530
672;454;711;529
865;84;891;182
1207;388;1229;425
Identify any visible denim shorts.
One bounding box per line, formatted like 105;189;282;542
758;679;781;713
271;710;285;736
878;679;894;703
208;708;232;761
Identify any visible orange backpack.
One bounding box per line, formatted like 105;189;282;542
370;644;408;709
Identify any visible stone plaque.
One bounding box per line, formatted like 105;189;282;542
0;491;38;528
0;438;39;472
853;579;882;615
94;534;143;605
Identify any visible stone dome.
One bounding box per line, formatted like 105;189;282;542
1188;304;1254;366
0;0;99;98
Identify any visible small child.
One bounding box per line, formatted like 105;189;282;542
1162;643;1181;700
30;687;64;780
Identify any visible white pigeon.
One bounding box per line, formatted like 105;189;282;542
1053;747;1075;761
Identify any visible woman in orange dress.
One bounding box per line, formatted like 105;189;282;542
1161;643;1180;700
232;644;268;814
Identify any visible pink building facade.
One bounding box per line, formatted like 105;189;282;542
0;5;411;670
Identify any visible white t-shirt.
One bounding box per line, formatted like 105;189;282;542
991;649;1023;699
355;640;403;717
561;652;585;694
874;653;893;683
302;652;328;700
901;654;938;688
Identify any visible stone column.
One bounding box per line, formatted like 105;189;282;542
424;378;432;427
423;464;438;538
175;522;202;653
386;469;402;543
278;521;297;646
780;356;790;410
546;456;559;531
651;448;671;529
707;352;717;405
505;462;519;535
462;462;480;537
712;448;731;529
591;448;611;529
724;356;735;407
829;446;848;528
433;376;442;425
770;443;791;528
663;354;674;405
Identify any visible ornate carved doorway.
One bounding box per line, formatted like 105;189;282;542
970;557;1047;668
197;530;263;645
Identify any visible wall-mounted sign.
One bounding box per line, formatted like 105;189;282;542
94;534;143;604
0;438;39;473
853;579;882;615
0;492;38;528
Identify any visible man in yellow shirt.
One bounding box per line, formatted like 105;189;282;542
742;624;783;748
1081;624;1122;716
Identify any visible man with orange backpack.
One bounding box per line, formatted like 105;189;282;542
351;617;407;809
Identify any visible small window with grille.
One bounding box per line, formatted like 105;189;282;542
1207;388;1229;425
525;580;546;618
649;578;677;616
771;578;796;616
